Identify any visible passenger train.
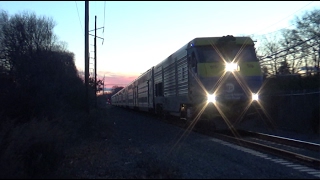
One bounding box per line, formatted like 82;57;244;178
111;35;263;130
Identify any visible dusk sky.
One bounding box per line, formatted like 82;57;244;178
0;1;319;88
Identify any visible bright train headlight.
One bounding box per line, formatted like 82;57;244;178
207;94;216;103
225;62;239;72
252;93;259;101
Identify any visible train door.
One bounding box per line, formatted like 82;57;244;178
187;51;199;99
183;51;199;121
147;79;150;108
133;86;136;107
135;86;138;108
150;67;155;111
148;67;155;111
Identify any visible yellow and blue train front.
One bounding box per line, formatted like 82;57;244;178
197;61;263;119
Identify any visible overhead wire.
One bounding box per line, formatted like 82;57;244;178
75;1;83;33
252;1;315;36
253;24;296;39
253;1;319;67
103;1;106;34
260;35;318;60
263;43;317;62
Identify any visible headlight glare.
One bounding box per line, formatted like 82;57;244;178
252;93;259;101
225;62;239;72
207;94;216;103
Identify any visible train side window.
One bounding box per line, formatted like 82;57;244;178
155;82;163;97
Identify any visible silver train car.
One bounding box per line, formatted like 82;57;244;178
111;35;263;130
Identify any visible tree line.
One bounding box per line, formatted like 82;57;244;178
0;10;96;122
0;9;105;178
254;8;320;77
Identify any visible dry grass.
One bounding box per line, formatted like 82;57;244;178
0;95;182;179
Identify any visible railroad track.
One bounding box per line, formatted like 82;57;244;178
157;114;320;170
207;129;320;170
131;109;320;170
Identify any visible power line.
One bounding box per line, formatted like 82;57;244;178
103;1;106;36
260;35;318;60
75;1;83;32
252;1;315;36
254;24;296;38
266;44;316;61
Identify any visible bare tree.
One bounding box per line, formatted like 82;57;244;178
257;33;282;75
285;8;320;75
0;10;61;75
257;8;320;76
0;10;10;73
280;29;302;74
0;10;86;120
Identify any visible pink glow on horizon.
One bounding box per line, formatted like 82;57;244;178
99;74;138;89
78;70;139;89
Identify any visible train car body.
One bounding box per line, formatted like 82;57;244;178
112;35;263;129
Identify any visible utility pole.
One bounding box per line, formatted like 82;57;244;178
89;16;104;108
94;15;97;108
85;1;89;113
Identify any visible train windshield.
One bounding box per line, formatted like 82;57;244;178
196;45;258;63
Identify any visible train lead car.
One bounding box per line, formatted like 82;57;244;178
111;35;263;130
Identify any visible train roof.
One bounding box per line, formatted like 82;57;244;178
154;36;254;68
189;36;255;46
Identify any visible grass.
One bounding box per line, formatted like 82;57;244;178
0;95;182;179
